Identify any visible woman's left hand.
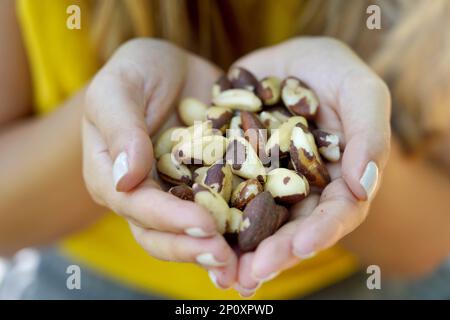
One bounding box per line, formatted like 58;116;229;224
230;37;391;297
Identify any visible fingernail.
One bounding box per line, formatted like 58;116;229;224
253;271;279;283
185;227;213;238
359;161;379;200
113;152;128;189
208;270;227;290
294;250;317;260
196;253;226;267
238;288;256;299
235;285;257;298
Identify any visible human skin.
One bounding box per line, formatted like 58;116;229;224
1;0;448;296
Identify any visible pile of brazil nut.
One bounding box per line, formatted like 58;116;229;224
154;67;341;252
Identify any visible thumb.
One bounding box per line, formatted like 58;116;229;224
85;74;154;192
338;77;391;201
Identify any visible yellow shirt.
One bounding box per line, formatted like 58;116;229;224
16;0;359;299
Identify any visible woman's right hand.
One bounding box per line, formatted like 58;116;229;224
82;39;236;289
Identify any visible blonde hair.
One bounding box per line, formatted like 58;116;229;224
91;0;450;164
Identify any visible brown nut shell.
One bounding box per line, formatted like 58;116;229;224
225;137;266;183
312;129;340;162
205;106;233;132
238;191;285;252
256;76;281;106
212;74;232;99
289;123;330;188
228;67;259;92
202;162;233;202
281;77;319;119
168;185;194;201
241;111;268;160
193;166;209;184
265;116;308;158
231;178;264;210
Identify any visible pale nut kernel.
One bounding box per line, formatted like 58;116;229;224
289;123;330;188
265;116;308;158
256;76;281;106
154;126;184;160
231;178;264;210
172;136;207;165
173;135;227;166
227;115;244;139
201;135;228;165
178;98;209;126
259;111;282;131
225;136;266;183
171;121;217;146
205;106;233;132
281;77;319;119
156;153;192;186
213;89;262;112
265;168;309;205
238;191;286;252
227;207;243;233
193;166;209;184
265;105;292;123
228;67;259;92
202;161;233;202
193;183;230;234
312;129;341;162
168;185;194;201
212;74;232;99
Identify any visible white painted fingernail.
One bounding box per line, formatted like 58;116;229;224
196;253;226;267
185;227;212;238
238;288;256;299
113;152;128;189
208;270;226;290
359;161;379;200
254;271;279;283
294;250;317;259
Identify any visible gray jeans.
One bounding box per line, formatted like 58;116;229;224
1;248;449;300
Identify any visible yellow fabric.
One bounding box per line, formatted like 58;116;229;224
16;0;359;299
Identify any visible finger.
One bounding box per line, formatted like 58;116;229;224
183;54;224;103
338;75;391;200
130;224;234;266
85;72;155;192
250;195;320;281
291;177;369;258
208;253;238;290
235;253;260;298
83;120;218;236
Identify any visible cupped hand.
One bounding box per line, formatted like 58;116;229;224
82;39;237;288
232;37;391;296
